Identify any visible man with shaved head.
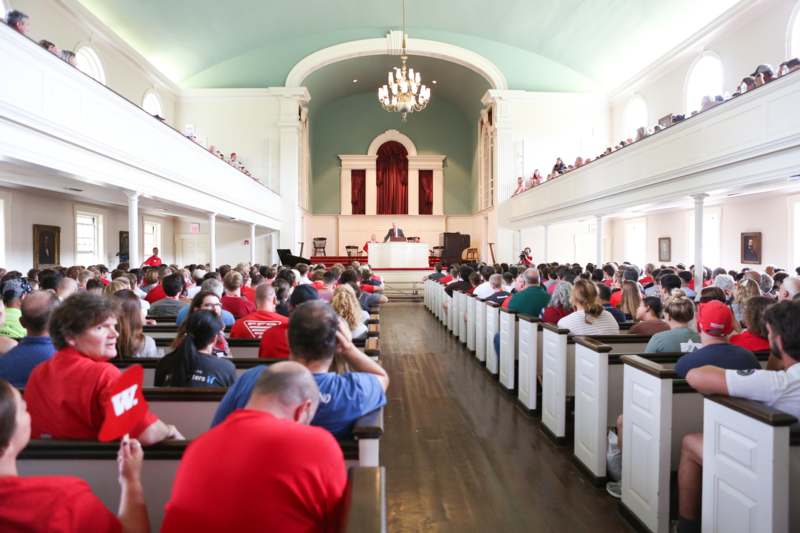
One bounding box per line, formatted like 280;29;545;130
0;291;59;387
162;361;348;532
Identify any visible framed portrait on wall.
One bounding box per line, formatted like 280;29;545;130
741;232;762;264
658;237;671;262
33;225;60;268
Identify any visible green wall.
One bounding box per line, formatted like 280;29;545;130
311;92;475;215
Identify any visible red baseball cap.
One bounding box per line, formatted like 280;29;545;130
697;300;734;337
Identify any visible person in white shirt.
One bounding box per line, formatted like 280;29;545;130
473;266;497;300
295;264;312;285
676;300;800;533
557;279;620;335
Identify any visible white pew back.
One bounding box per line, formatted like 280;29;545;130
475;298;487;363
466;294;477;351
517;315;541;412
485;302;500;375
456;291;468;344
499;309;518;391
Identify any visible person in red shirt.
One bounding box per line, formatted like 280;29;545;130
259;285;319;359
240;271;256;303
161;361;347;533
231;285;288;340
221;271;256;320
0;379;150;532
729;296;772;352
362;234;377;254
141;247;162;267
24;292;182;444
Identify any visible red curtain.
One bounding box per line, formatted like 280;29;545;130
419;170;433;215
351;169;365;215
376;141;408;215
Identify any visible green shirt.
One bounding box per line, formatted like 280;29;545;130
0;307;26;339
645;327;700;353
508;285;550;318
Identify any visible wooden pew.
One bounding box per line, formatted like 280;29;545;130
445;291;454;333
619;355;703;533
456;291;468;345
344;466;387;533
111;357;282;387
154;335;380;360
517;315;542;413
498;308;518;392
19;440;385;532
451;290;463;340
475;297;487;363
701;395;798;533
466;293;477;352
485;302;500;375
540;326;651;444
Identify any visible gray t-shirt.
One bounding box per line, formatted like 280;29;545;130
148;298;188;318
645;327;701;353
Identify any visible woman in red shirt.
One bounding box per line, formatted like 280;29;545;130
24;292;182;445
729;296;772;352
0;378;149;532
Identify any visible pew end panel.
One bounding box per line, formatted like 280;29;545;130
344;466;387;533
541;325;571;442
466;294;477;352
517;316;541;412
499;309;519;392
475;299;487;363
457;291;468;345
573;339;612;483
485;303;501;375
353;408;384;467
702;396;797;533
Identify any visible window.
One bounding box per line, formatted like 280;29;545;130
790;3;800;58
75;46;106;84
75;211;103;265
688;207;721;268
143;220;162;255
624;218;647;268
623;95;648;140
685;53;723;114
142;90;162;117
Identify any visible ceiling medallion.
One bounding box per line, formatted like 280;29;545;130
377;0;430;121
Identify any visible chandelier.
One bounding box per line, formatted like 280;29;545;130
377;0;430;121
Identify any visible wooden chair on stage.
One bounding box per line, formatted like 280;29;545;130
464;248;479;261
313;237;327;256
345;245;360;257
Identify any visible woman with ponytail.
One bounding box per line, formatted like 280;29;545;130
155;310;235;388
557;279;620;335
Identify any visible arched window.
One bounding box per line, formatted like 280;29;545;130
75;46;106;85
790;2;800;58
623;95;648;140
685;53;723;114
142;90;163;117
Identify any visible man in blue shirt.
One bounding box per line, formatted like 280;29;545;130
675;300;759;378
212;300;388;438
0;291;58;387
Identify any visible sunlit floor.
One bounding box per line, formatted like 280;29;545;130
379;302;631;532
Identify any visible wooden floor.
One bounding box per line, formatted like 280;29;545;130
380;302;631;532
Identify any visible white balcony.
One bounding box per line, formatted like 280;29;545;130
501;70;800;228
0;25;281;229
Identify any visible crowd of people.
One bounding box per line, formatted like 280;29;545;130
511;56;800;197
4;9;263;185
430;257;800;532
0;256;390;531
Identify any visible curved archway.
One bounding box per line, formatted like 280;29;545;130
286;33;507;90
368;129;417;157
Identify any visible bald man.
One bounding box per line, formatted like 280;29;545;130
162;361;348;532
0;291;59;387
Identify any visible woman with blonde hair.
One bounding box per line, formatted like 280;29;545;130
102;279;129;297
557;279;620;335
644;289;700;353
331;284;368;340
619;280;640;321
731;278;760;324
112;289;158;358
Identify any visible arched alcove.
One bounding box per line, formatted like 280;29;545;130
376;141;409;215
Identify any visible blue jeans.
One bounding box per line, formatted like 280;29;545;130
493;332;500;360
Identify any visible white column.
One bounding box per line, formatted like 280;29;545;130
365;168;377;215
542;224;549;263
208;212;217;270
125;191;139;267
482;90;516;263
249;223;256;265
693;194;707;294
595;215;603;266
340;167;352;215
274;88;311;253
407;168;419;216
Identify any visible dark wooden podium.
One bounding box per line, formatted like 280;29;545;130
440;232;470;265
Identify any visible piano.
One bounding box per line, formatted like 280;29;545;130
440;232;470;265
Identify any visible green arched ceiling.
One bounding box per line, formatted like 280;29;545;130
78;0;740;92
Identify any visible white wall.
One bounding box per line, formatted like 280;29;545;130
0;187;176;271
173;219;271;267
12;0;178;126
610;0;798;141
606;192;795;270
176;90;282;191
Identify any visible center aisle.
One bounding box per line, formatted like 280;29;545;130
379;302;630;532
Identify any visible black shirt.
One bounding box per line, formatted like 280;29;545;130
156;352;236;388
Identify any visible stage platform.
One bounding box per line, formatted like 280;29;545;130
309;255;440;268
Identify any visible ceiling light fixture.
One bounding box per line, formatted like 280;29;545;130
352;79;358;83
377;0;430;121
